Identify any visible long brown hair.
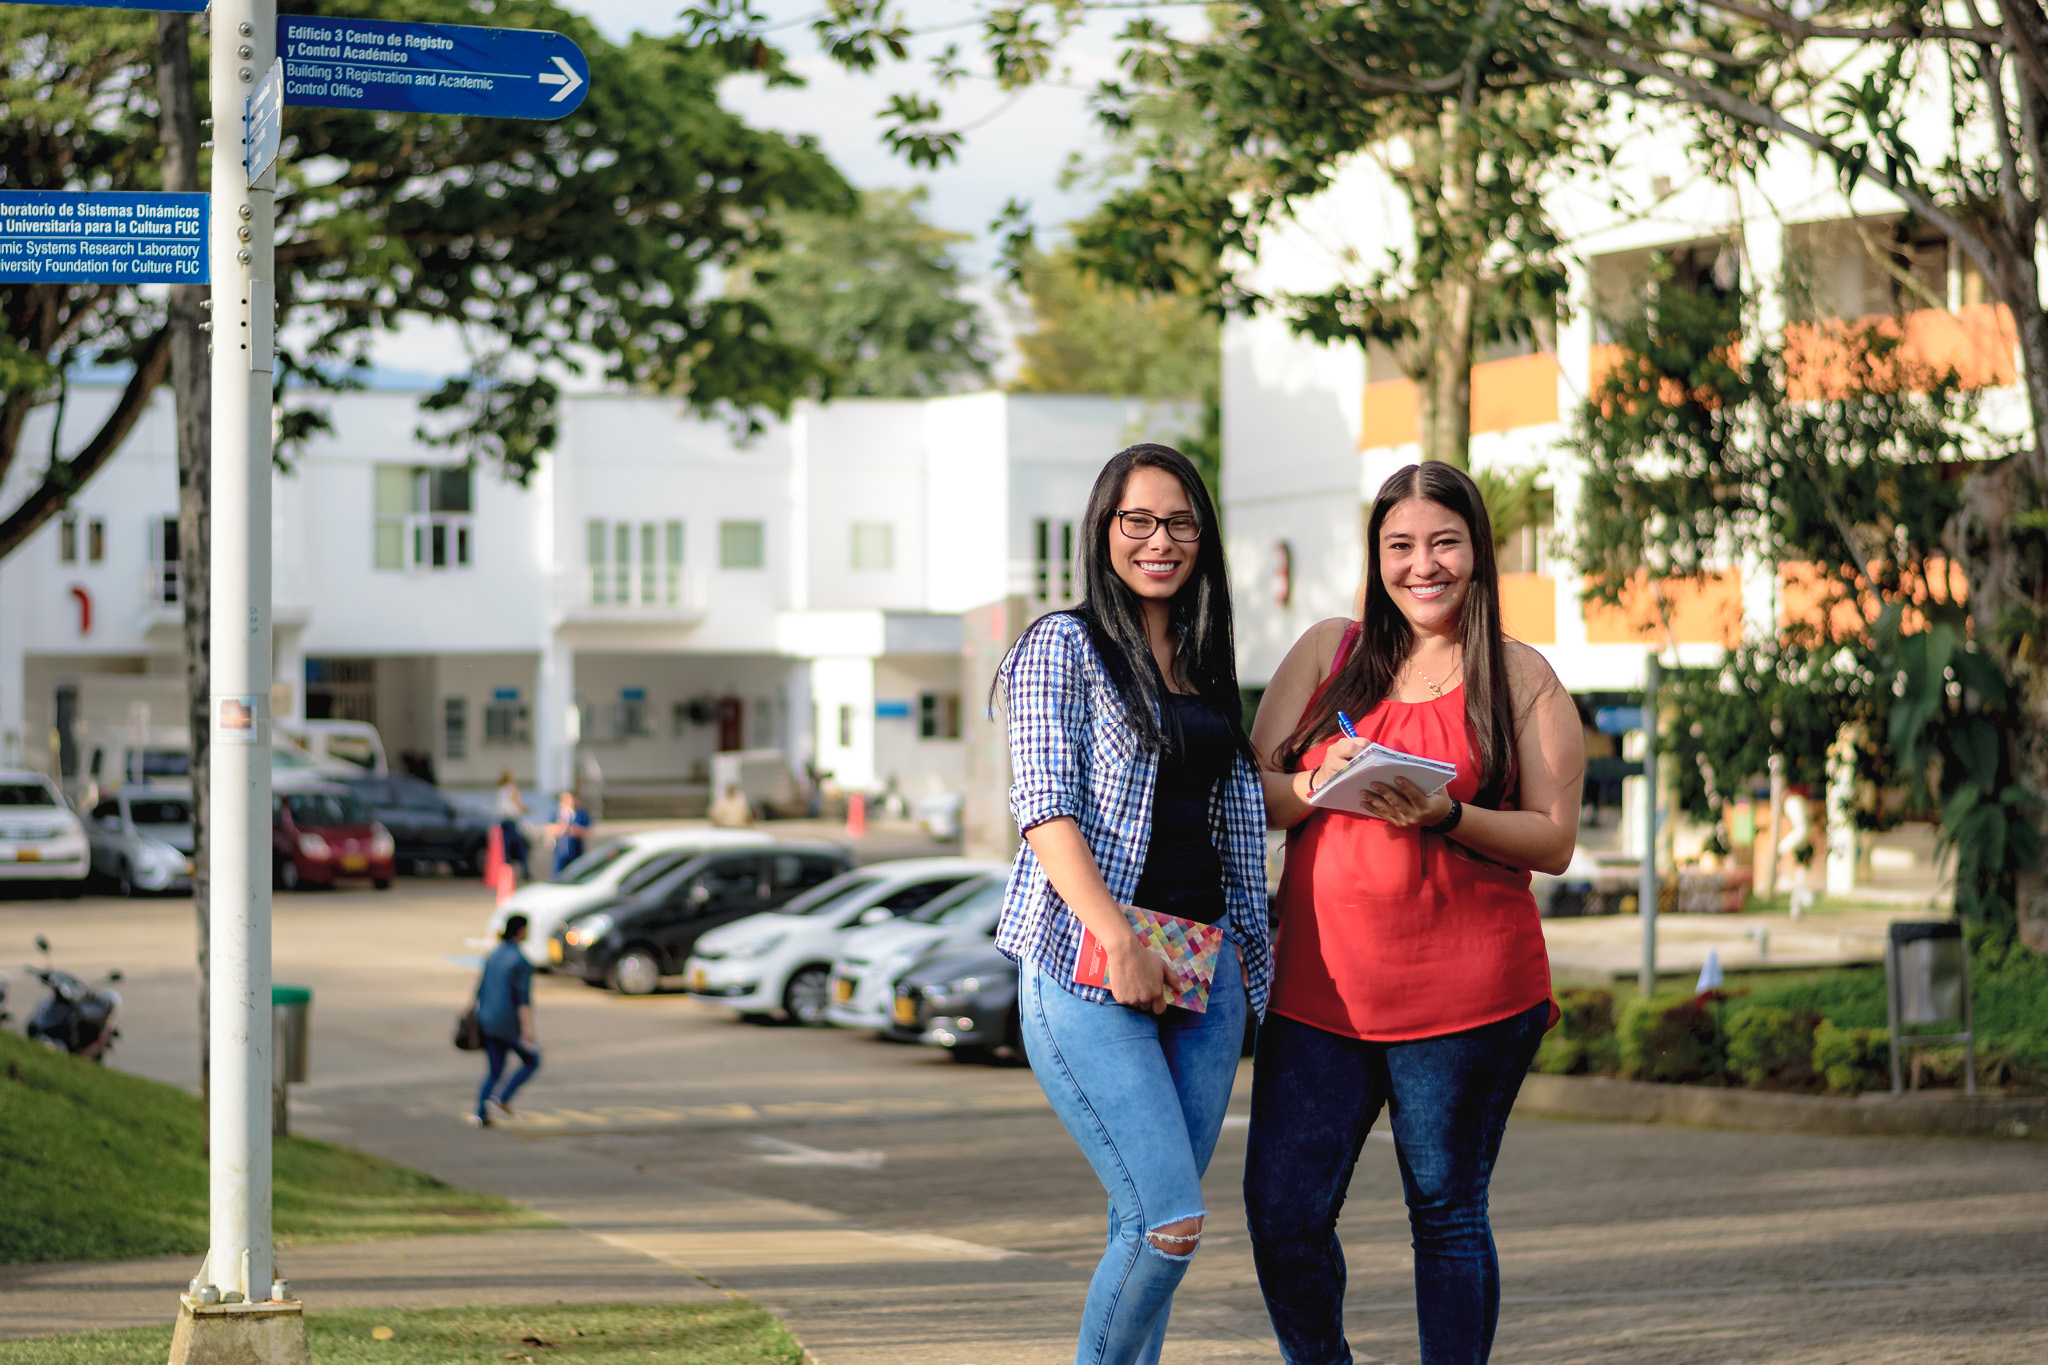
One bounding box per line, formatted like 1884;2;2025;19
1280;462;1518;807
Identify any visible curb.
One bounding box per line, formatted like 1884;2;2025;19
1514;1073;2046;1141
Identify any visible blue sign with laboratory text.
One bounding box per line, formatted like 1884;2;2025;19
278;17;589;119
0;192;208;284
0;0;206;10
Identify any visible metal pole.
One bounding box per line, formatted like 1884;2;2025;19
206;0;277;1304
1639;653;1660;999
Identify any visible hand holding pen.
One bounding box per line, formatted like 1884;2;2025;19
1306;710;1368;800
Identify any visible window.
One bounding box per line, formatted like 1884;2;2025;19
148;517;179;605
374;465;473;571
919;692;962;740
587;520;608;604
1033;519;1075;602
1060;521;1074;600
443;696;468;760
637;523;656;604
59;513;77;564
837;704;853;747
614;523;631;604
619;690;650;738
720;520;765;570
851;522;894;571
87;517;105;564
664;521;683;604
589;519;685;607
484;696;530;746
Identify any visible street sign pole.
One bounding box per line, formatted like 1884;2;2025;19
202;0;279;1312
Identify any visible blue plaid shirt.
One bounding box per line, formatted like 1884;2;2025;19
995;612;1272;1018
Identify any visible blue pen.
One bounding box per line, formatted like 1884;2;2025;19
1336;711;1359;739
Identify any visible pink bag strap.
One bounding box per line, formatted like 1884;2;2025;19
1328;620;1362;680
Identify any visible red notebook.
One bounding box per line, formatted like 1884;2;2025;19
1074;905;1225;1012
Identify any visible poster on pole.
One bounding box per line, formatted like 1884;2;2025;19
278;17;589;119
0;191;208;284
246;60;285;185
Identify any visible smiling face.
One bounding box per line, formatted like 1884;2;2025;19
1377;497;1474;634
1109;465;1199;604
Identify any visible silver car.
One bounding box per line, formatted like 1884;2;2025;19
86;786;195;896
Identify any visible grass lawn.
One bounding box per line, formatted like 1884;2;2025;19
0;1305;804;1365
0;1029;549;1264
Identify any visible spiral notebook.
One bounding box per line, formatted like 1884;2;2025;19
1307;741;1459;811
1074;905;1225;1012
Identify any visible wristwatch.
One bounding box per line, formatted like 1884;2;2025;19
1423;796;1463;836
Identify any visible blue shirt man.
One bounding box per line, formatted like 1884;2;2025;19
546;791;591;877
473;915;539;1125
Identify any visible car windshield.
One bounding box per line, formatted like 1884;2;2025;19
553;840;630;885
284;792;372;826
906;876;1001;925
926;879;1006;926
130;799;192;826
128;749;190;781
0;781;58;807
777;873;882;917
618;850;697;896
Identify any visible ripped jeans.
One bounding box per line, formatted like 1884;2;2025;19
1021;938;1247;1365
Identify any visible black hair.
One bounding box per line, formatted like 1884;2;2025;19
1281;461;1517;807
997;443;1252;760
502;914;529;941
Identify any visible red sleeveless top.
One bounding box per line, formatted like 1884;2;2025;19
1271;625;1553;1041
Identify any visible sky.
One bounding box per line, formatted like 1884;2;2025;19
364;0;1175;384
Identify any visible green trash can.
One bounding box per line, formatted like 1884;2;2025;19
273;984;312;1084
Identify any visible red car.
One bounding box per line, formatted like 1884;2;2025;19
272;785;395;891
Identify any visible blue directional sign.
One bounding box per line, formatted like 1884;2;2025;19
0;0;206;10
1595;706;1645;736
278;17;588;120
0;192;208;284
247;60;285;185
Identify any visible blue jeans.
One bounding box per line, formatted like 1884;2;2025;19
499;821;528;876
1244;1001;1549;1365
477;1036;541;1118
1020;938;1247;1365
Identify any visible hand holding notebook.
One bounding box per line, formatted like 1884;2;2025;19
1074;904;1225;1012
1308;740;1459;813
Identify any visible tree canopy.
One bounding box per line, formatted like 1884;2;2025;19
0;0;854;560
734;187;991;398
1008;243;1216;401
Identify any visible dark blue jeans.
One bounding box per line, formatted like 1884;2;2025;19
1244;1001;1549;1365
477;1036;541;1119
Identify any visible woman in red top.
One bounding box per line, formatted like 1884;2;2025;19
1245;462;1584;1365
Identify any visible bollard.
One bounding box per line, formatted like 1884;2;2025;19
495;863;517;905
845;791;866;840
482;822;505;888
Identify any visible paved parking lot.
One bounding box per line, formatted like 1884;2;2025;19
3;874;2044;1364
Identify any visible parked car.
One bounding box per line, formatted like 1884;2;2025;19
894;941;1023;1062
826;872;1006;1030
551;843;853;994
330;773;493;875
684;857;1002;1026
275;718;389;774
488;828;779;967
86;786;194;896
271;784;395;891
0;769;88;895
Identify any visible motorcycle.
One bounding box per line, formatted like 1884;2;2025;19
23;934;122;1062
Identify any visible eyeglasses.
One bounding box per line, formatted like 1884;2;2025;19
1114;511;1202;542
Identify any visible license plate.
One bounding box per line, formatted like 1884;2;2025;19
548;939;563;965
340;855;366;872
690;968;707;991
14;849;38;863
833;978;855;1002
893;997;918;1026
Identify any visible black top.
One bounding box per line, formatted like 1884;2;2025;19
1132;691;1234;926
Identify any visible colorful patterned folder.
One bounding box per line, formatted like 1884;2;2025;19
1073;904;1226;1012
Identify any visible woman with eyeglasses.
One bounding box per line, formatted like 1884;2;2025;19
994;443;1270;1365
1246;462;1584;1365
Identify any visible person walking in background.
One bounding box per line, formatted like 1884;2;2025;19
995;443;1271;1365
544;789;590;877
472;914;540;1126
495;770;529;880
1246;462;1585;1365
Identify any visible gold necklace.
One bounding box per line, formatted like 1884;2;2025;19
1407;651;1462;698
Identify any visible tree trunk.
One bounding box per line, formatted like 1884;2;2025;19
156;11;212;1096
1426;274;1475;469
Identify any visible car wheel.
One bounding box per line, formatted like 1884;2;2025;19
56;878;84;901
115;863;135;898
278;859;300;892
782;966;832;1026
610;950;662;997
373;878;392;891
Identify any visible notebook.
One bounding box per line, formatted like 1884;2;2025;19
1074;904;1225;1012
1307;741;1460;812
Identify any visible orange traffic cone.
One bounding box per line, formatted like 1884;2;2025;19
845;791;866;840
482;823;504;888
496;863;517;905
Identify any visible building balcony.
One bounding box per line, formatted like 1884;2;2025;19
556;567;710;628
1360;352;1561;449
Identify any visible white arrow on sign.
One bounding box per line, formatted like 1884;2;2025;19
538;55;583;103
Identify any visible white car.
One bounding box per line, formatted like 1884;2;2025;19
685;857;1003;1025
0;769;89;893
487;828;774;966
826;872;1007;1030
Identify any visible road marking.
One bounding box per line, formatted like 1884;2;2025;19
748;1135;885;1170
507;1091;1048;1134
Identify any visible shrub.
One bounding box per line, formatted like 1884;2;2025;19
1533;988;1620;1075
1812;1022;1891;1095
1618;991;1729;1083
1726;1006;1821;1089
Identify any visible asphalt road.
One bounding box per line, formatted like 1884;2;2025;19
3;873;2044;1364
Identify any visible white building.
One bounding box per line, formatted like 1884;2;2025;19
0;387;1192;809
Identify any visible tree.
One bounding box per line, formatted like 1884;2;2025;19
1008;243;1217;401
1569;268;2028;929
735;187;991;398
0;0;854;567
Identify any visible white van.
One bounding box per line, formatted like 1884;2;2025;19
84;728;341;807
275;719;389;775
